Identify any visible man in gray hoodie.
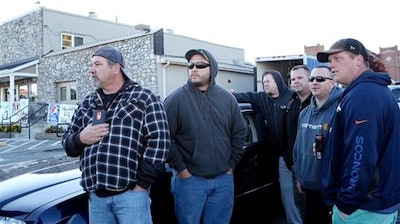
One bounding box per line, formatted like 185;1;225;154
293;65;343;224
164;49;246;224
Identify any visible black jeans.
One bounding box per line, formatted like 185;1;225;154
304;189;332;224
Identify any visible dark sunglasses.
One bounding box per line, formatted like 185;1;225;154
188;62;210;69
309;76;333;82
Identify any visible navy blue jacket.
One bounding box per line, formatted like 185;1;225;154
321;70;400;215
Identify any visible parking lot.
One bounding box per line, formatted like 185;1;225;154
0;138;62;153
0;138;78;181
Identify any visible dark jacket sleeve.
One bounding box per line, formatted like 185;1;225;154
135;95;170;189
136;161;166;189
233;92;260;105
164;96;187;173
229;102;246;168
62;132;86;157
233;92;272;124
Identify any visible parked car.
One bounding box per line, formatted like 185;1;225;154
0;103;284;224
388;84;400;108
389;84;400;224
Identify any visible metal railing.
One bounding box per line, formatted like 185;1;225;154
56;123;69;137
1;102;49;139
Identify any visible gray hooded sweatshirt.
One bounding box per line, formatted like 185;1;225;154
293;86;343;191
164;49;246;177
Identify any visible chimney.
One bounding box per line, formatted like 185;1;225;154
88;12;97;19
134;24;151;32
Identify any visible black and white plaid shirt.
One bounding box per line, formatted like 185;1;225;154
63;81;170;191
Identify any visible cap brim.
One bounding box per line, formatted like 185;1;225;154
121;68;129;79
317;49;343;62
185;49;210;62
185;49;202;61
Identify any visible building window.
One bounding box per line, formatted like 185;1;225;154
61;33;84;49
74;36;83;46
56;81;78;104
60;87;67;101
70;86;77;100
4;88;9;102
19;85;28;99
29;83;38;102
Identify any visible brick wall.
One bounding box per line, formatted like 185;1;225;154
379;46;400;81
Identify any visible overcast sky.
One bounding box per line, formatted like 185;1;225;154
1;0;398;62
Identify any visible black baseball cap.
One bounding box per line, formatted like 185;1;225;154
185;49;210;62
92;46;128;78
317;38;368;63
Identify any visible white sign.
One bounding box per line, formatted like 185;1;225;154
47;103;77;124
59;104;78;124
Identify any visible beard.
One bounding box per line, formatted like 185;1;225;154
92;78;101;88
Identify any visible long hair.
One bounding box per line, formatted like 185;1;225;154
368;50;387;72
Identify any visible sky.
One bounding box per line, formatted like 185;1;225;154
1;0;399;63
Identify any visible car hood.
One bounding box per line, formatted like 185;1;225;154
0;168;83;216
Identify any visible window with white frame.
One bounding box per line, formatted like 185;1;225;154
57;82;78;104
70;86;77;100
60;87;67;101
61;33;84;49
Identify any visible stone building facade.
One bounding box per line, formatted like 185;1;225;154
0;7;254;123
39;34;157;102
0;7;151;119
0;9;42;65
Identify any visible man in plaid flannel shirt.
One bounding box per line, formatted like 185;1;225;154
63;46;170;224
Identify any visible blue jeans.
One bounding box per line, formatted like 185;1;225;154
332;205;398;224
171;170;234;224
89;190;152;224
279;156;303;224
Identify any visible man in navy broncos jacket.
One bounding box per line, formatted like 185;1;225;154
318;38;400;224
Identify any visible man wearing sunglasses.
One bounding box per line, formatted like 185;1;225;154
292;65;343;224
164;49;246;224
318;38;400;224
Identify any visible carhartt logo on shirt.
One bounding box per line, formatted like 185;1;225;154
354;119;368;125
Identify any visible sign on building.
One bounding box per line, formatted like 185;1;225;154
47;103;77;124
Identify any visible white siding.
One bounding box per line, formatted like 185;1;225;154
42;8;139;53
158;64;254;100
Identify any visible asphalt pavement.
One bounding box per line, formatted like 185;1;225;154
0;137;79;181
